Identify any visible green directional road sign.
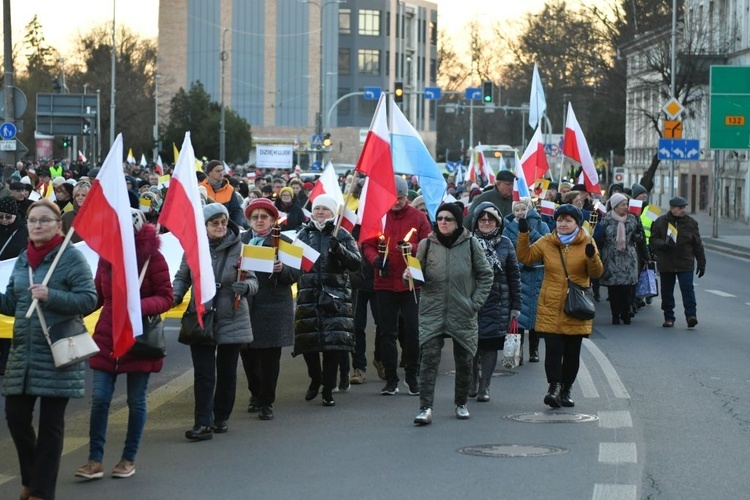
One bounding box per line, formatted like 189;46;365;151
709;66;750;150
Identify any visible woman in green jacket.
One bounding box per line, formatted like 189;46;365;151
0;199;98;500
407;203;493;425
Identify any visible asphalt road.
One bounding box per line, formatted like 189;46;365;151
0;247;748;499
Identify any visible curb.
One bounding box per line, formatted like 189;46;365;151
703;240;750;260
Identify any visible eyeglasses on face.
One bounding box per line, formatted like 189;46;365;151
436;216;456;222
478;218;495;224
207;219;228;227
250;214;270;221
0;213;15;220
27;218;60;226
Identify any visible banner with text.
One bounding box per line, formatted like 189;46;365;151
256;145;294;169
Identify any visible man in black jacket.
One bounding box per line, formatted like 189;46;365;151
649;196;706;328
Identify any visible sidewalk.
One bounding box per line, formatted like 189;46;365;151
688;210;750;259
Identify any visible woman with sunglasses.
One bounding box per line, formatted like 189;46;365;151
173;203;259;441
239;198;300;420
407;203;493;425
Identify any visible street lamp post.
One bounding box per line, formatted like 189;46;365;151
669;0;677;200
153;74;160;162
220;28;229;163
110;0;116;147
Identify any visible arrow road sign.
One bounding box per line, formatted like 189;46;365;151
424;87;442;100
465;87;482;101
363;87;382;100
0;122;17;140
658;139;701;161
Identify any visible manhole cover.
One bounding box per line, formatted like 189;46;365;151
505;412;599;424
444;369;516;377
458;444;568;458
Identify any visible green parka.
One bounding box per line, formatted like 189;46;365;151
0;244;98;398
416;229;493;356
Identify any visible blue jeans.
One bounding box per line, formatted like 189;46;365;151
89;370;150;463
660;271;696;319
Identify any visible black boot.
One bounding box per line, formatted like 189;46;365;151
560;384;575;407
544;383;561;408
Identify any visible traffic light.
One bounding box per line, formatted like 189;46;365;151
482;81;493;103
61;137;70;148
322;133;331;148
394;82;404;103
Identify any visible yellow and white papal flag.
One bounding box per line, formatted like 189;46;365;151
667;223;678;244
407;255;424;282
278;240;304;270
241;245;275;273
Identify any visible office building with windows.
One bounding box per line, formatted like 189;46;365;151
158;0;438;164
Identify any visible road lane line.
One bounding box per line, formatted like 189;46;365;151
583;339;630;399
592;484;637;500
599;442;637;463
705;289;736;297
577;359;599;398
598;410;633;428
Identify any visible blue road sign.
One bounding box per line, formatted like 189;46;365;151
658;139;701;161
311;134;323;147
311;160;322;172
0;122;17;140
424;87;442;100
465;87;482;101
363;87;382;100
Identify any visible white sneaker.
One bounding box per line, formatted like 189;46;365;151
414;407;432;425
455;405;470;420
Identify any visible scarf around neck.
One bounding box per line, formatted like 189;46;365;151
474;227;503;272
26;234;64;270
611;211;628;252
557;227;580;246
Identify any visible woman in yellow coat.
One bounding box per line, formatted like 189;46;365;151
516;204;603;408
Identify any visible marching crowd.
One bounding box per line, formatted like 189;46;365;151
0;157;706;499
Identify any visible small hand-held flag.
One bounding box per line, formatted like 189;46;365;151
667;223;678;243
241;245;275;273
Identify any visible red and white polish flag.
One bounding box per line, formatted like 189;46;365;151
540;200;557;216
71;134;142;357
354;93;396;242
292;239;321;272
158;132;215;324
563;103;601;194
520;126;550;183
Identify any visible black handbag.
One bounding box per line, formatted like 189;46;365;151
177;250;228;346
129;315;166;358
558;247;596;320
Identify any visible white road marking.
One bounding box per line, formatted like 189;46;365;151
583;339;630;399
598;410;633;428
705;289;736;297
592;484;637;500
599;442;638;463
577;359;600;398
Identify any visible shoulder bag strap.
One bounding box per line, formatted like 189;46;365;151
28;267;54;348
557;246;570;282
0;229;19;258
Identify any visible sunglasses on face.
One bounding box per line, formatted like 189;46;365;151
250;214;270;221
478;218;495;224
0;213;15;220
436;216;456;222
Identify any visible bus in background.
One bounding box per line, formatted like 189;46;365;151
475;145;518;172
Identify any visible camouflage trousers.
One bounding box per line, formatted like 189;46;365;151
418;335;473;409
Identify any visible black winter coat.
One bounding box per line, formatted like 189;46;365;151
240;231;301;349
476;235;522;339
293;220;361;354
650;212;706;273
0;218;28;260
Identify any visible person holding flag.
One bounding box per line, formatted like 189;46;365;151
172;203;259;440
75;210;173;481
293;194;361;407
0;199;98;500
239;198;301;421
361;176;431;397
649;197;706;328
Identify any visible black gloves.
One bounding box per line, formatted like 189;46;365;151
585;243;596;258
231;281;250;296
517;218;529;233
328;236;341;253
373;256;390;277
172;296;183;307
696;267;705;278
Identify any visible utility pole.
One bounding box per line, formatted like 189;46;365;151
669;0;676;199
3;0;16;165
109;0;117;148
220;28;229;163
153;74;160;162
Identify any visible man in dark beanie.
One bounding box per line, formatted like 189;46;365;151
466;169;515;228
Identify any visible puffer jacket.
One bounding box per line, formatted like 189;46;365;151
90;224;173;373
595;212;644;286
361;204;431;293
504;209;549;330
517;229;603;336
0;243;98;398
293;220;361;354
241;231;300;349
416;229;493;356
475;234;522;339
650;212;706;273
173;222;258;344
